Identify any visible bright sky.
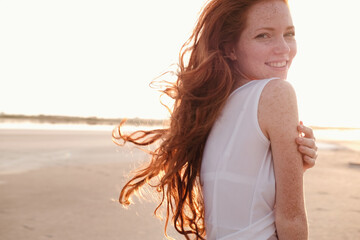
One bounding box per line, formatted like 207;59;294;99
1;0;359;128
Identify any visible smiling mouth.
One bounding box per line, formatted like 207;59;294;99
265;61;287;68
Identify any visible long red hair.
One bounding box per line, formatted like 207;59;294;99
113;0;287;239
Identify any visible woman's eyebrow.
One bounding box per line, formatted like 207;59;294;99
255;27;275;31
254;26;295;32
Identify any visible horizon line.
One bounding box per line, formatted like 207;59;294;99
1;113;359;130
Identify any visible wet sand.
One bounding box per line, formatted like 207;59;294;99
0;128;359;239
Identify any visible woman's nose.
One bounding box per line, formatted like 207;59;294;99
274;37;291;54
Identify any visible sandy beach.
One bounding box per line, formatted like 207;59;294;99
1;128;360;239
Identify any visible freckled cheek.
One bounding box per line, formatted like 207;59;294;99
252;50;268;65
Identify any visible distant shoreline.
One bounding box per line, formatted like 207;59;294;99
0;113;167;126
1;113;359;130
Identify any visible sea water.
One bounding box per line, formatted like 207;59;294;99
1;122;360;150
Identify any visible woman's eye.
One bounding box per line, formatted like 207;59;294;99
255;33;270;39
285;31;295;38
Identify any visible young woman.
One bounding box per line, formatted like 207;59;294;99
113;0;317;239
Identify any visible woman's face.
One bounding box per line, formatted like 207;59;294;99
231;0;297;80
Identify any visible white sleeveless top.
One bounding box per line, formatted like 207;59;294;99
201;78;277;240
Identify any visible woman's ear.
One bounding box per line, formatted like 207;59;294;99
223;44;237;61
228;47;237;61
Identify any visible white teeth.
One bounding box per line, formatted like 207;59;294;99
267;61;287;68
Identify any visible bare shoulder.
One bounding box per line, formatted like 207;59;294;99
258;79;298;139
261;79;296;104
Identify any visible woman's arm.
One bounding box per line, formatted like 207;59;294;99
259;80;308;240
